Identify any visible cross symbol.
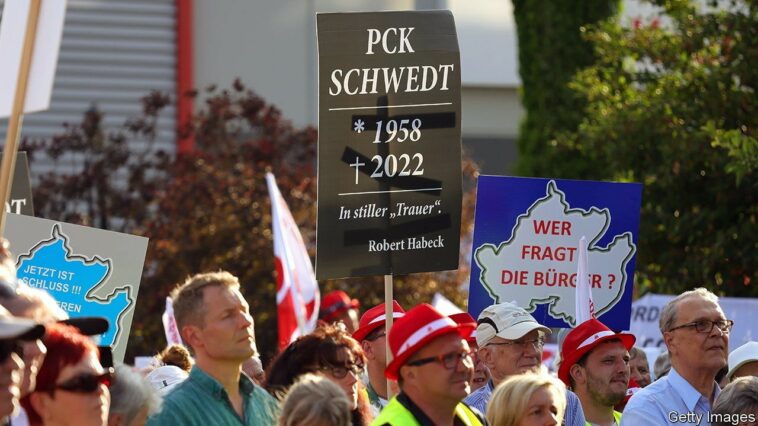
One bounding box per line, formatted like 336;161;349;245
349;157;365;184
341;95;455;191
339;96;457;253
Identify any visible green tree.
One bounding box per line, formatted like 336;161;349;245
556;0;757;295
513;0;621;178
21;80;477;362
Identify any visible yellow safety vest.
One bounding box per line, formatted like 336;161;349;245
371;396;484;426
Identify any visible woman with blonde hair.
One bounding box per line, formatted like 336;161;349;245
279;374;351;426
487;372;567;426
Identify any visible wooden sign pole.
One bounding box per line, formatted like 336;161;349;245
384;273;394;399
0;0;42;236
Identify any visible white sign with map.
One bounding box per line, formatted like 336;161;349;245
6;213;147;361
470;178;641;328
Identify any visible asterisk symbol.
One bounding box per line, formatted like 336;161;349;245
353;119;365;133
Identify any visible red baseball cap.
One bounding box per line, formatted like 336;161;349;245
319;290;359;322
558;318;636;386
449;312;477;346
385;304;474;380
615;377;641;411
352;300;405;342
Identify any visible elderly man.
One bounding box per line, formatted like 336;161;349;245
450;313;490;392
559;318;635;426
622;288;731;425
372;304;486;425
628;346;651;387
109;364;162;426
352;300;405;413
242;355;265;385
464;302;585;426
147;271;278;425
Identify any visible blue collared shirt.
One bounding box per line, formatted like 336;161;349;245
463;379;586;426
621;366;720;426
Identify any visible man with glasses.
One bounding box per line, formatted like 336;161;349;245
352;300;405;414
450;313;490;392
464;302;586;426
558;318;635;426
373;303;486;425
622;288;732;426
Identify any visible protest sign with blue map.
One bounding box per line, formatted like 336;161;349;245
468;176;642;330
6;214;148;361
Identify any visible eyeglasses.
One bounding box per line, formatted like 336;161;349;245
320;362;364;379
406;350;474;370
0;340;22;363
53;368;114;394
668;319;734;334
487;337;545;352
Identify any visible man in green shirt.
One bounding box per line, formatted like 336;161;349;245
147;271;278;425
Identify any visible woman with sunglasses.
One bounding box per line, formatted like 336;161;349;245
265;324;373;426
22;323;111;426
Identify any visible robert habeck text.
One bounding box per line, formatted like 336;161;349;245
368;235;445;252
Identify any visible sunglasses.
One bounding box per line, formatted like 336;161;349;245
0;339;22;363
53;368;114;394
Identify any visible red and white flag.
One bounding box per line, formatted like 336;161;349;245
575;236;595;326
266;173;319;350
162;297;183;346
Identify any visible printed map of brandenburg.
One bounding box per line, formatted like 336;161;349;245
16;225;131;345
474;181;635;327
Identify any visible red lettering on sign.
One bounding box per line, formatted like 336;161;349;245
532;220;573;235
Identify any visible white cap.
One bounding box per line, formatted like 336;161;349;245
475;302;551;347
0;304;44;340
146;365;189;396
728;342;758;380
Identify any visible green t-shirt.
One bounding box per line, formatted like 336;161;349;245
147;366;279;426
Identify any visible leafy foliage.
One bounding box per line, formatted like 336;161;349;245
20;80;476;362
552;0;757;295
512;0;621;178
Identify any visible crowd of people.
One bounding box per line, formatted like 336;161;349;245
0;235;756;425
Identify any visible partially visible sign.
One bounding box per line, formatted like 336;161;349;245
162;297;182;346
468;176;642;330
630;293;758;351
6;214;148;362
316;11;462;279
3;152;34;215
0;0;67;117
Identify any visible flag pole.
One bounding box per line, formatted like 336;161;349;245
0;0;42;236
574;235;595;326
384;273;394;399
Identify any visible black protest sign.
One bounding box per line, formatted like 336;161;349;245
2;152;34;215
316;11;462;279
